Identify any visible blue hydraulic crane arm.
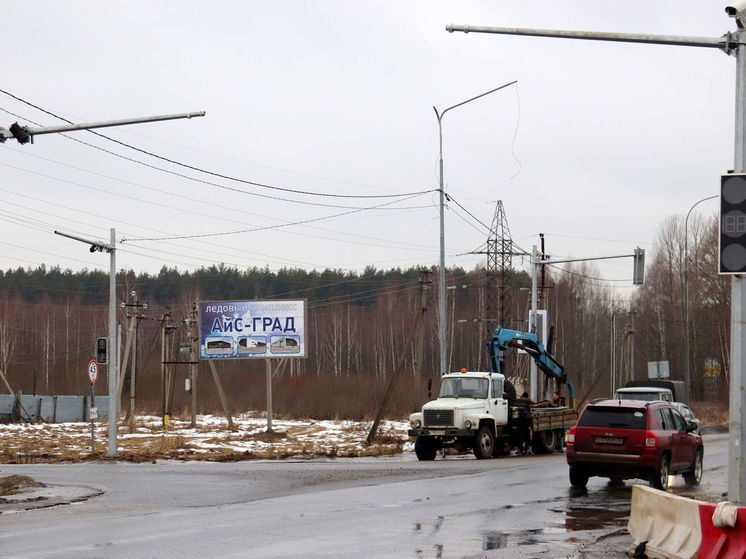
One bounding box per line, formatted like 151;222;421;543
487;328;575;403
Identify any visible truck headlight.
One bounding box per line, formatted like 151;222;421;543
412;419;422;429
464;419;472;429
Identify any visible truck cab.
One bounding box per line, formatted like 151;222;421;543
409;371;509;460
614;386;673;402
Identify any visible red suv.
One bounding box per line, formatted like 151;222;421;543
566;399;703;490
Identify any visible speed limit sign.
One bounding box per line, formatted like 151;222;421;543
87;360;98;384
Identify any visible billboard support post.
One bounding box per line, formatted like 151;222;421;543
266;360;273;433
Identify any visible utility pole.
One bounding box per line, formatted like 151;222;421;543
414;269;432;392
184;306;199;428
367;268;431;445
530;245;539;402
121;292;148;430
161;309;177;426
446;11;746;502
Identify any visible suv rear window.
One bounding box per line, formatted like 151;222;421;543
578;407;646;429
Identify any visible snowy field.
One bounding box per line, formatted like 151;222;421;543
0;413;412;463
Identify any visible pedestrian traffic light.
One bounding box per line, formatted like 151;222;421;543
633;247;645;285
96;337;108;364
720;173;746;274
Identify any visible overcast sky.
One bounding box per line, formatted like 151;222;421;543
0;1;736;295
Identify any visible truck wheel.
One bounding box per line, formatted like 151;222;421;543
414;437;437;461
569;467;588;488
492;440;509;458
532;429;558;454
684;449;703;486
473;426;495;459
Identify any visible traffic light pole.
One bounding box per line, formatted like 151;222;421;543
730;31;746;503
447;16;746;501
23;109;203;457
528;247;645;402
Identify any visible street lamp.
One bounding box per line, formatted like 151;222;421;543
55;229;118;458
683;194;718;402
434;80;517;376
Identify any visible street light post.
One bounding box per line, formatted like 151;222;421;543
683;195;718;402
55;229;118;457
434;80;517;376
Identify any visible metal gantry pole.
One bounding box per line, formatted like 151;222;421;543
730;29;746;504
446;14;745;501
107;228;118;458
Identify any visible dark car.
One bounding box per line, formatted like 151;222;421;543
566;399;703;490
673;402;701;435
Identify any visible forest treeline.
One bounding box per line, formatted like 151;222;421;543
0;211;730;419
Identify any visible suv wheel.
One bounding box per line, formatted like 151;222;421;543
651;454;670;490
569;467;588;488
684;449;703;486
473;426;495;459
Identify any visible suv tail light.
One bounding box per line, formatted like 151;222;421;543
567;427;576;444
645;431;657;448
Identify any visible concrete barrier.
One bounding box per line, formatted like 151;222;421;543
628;485;702;559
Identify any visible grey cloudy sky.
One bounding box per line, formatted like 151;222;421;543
0;1;735;293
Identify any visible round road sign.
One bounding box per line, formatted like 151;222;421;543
87;360;98;384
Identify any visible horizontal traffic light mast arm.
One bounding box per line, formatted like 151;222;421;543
27;111;206;136
446;24;735;52
0;111;205;144
539;253;639;265
54;230;112;253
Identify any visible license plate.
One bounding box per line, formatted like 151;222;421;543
595;436;624;446
427;430;445;436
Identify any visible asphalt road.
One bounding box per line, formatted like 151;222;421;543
0;433;729;558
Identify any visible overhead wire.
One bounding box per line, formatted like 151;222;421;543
122;193;426;242
0;89;435;201
2;108;441;256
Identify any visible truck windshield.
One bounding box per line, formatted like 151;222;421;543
439;377;489;399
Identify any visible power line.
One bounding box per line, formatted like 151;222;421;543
0;90;435;200
122;193;425;242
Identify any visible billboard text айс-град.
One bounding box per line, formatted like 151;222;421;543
199;300;307;359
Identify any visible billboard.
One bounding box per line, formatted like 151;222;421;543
199;300;307;359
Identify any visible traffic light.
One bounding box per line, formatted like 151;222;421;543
720;173;746;274
633;247;645;285
96;337;108;364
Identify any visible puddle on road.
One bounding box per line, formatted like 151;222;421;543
410;479;728;557
412;482;636;557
